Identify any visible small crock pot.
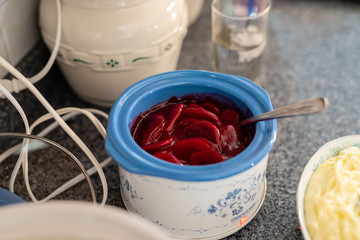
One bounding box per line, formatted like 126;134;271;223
105;70;277;239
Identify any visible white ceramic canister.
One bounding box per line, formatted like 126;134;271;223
39;0;188;107
105;70;277;239
185;0;205;26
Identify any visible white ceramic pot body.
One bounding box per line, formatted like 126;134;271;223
106;70;277;239
120;157;267;239
39;0;188;107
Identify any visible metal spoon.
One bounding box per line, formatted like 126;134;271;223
240;97;329;125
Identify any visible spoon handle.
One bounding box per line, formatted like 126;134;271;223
240;97;329;125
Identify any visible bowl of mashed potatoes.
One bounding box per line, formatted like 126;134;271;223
297;135;360;240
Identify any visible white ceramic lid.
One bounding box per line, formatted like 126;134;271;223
0;201;171;240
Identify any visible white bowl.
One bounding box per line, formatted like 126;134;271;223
296;134;360;240
0;201;171;240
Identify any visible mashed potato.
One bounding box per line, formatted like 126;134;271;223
304;146;360;240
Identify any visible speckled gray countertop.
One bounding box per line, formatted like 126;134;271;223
0;0;359;239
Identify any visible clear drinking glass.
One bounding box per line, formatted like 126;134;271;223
211;0;271;84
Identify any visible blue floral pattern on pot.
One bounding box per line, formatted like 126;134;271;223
118;164;267;237
120;175;143;200
187;171;265;223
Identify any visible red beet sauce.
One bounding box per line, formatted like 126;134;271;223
131;94;253;165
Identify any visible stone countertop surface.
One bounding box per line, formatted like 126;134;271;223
0;0;360;239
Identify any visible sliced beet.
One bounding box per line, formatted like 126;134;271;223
189;150;224;165
172;138;212;161
164;103;183;132
201;102;220;115
153;152;183;165
140;114;165;146
142;137;175;152
181;107;222;126
193;137;221;153
188;103;202;108
183;121;220;144
220;109;239;125
177;118;200;128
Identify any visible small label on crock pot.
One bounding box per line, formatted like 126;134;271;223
239;216;248;226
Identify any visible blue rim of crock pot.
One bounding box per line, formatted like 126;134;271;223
105;70;277;181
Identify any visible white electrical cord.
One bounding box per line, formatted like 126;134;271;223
0;110;107;166
0;132;98;204
0;56;109;206
0;0;110;206
0;0;62;95
0;109;112;202
0;84;31;197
